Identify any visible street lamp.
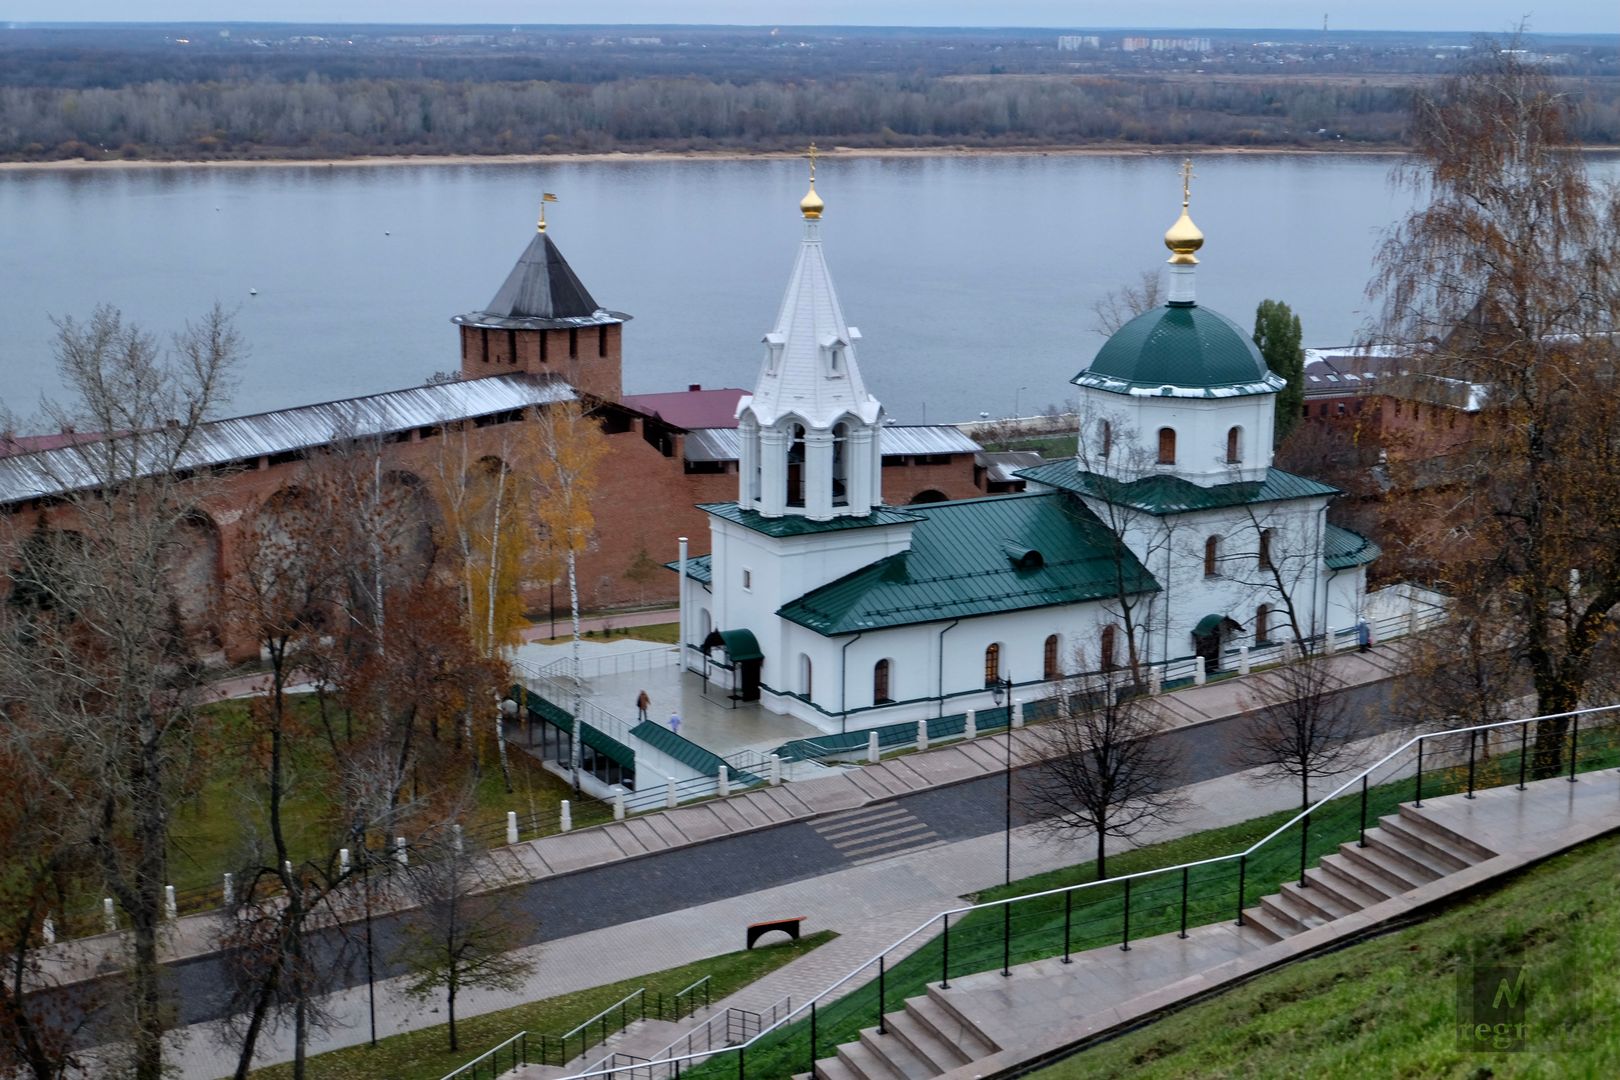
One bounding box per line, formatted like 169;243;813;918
991;674;1015;887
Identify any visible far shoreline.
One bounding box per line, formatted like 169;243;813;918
0;144;1418;173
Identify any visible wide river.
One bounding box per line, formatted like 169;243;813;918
3;153;1616;426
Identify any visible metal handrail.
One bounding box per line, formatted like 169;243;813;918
560;987;645;1045
543;698;1620;1078
440;1030;527;1080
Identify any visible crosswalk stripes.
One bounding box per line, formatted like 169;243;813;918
810;802;945;866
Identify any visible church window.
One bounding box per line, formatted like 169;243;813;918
1043;635;1061;680
1100;625;1118;672
568;328;579;359
1255;604;1271;645
1258;529;1274;571
787;424;807;508
1100;420;1113;459
1157;427;1176;465
1204;536;1220;577
1226;426;1242;464
742;568;753;591
874;659;892;704
983;643;1002;687
832;422;850;506
598;326;608;357
800;655;813;698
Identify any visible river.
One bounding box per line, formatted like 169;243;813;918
2;152;1613;426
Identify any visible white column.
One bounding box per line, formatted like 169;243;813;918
1012;701;1025;729
506;812;519;845
164;886;177;921
1194;656;1207;686
805;429;834;521
677;536;689;656
737;417;759;506
769;754;783;786
1148;664;1162;696
916;719;929;751
870;421;884;506
1167;261;1197;304
1323;625;1337;654
759;427;788;517
717;766;730;798
560;800;573;832
848;427;875;514
1238;646;1251;675
613;791;626;820
867;730;880;763
964;709;977;740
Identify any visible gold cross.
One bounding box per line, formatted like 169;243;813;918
808;142;819;184
1180;159;1195;208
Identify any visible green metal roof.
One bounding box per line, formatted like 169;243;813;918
1017;461;1338;516
699;502;924;538
777;492;1158;636
1324;524;1382;569
1076;303;1285;398
664;553;712;584
716;628;763;662
631;720;759;783
510;684;635;769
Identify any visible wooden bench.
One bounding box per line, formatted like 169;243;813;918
746;916;805;950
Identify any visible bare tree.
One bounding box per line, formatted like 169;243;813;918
0;304;238;1080
1368;44;1620;777
1234;657;1365;811
1090;269;1163;336
1021;669;1186;880
395;824;536;1053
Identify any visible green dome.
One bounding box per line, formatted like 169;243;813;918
1075;303;1284;398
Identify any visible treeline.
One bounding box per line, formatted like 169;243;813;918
6;72;1619;162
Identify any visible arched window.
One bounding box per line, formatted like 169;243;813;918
1100;420;1113;459
1204;535;1220;577
832;422;850;506
1255;604;1271;645
873;659;892;704
983;643;1002;686
1099;625;1118;672
799;654;813;699
1258;528;1275;570
1157;427;1176;465
1226;426;1242;464
1043;634;1061;680
787;423;807;508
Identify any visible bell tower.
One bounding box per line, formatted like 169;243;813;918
452;195;631;402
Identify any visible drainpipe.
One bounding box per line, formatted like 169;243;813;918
839;631;864;735
937;619;961;718
677;536;689;668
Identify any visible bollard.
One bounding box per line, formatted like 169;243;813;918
613;791;626;821
1148;665;1162;696
769;754;782;786
666;776;678;809
506;812;519;846
560;800;573;832
965;709;977;741
394;837;408;867
1012;702;1025;729
1238;646;1251;675
452;823;463;854
1193;656;1207;686
339;848;350;874
1323;627;1337;654
717;765;730;799
164;885;177;921
917;719;930;752
42;914;55;945
103;899;116;934
223;872;235;907
867;731;880;764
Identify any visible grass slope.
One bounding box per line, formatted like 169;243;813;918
249;930;835;1080
1034;834;1620;1079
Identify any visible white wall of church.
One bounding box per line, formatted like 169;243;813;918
1076;389;1276;487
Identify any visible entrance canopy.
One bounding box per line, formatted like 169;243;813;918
705;628;764;663
1193;614;1245;637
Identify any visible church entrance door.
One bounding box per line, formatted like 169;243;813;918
739;659;762;702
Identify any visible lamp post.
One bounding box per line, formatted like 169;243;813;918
991;674;1015;887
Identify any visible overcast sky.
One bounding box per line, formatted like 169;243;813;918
5;3;1612;36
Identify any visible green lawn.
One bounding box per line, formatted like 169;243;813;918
248;931;835;1080
1032;835;1620;1078
680;726;1620;1079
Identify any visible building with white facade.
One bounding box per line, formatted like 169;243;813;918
674;164;1378;735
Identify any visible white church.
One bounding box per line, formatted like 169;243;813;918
673;163;1378;734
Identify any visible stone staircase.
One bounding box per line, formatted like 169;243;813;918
798;802;1495;1080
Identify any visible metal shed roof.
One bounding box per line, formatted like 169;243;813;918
777;492;1158;636
1014;461;1338;517
683;425;978;465
0;374;576;505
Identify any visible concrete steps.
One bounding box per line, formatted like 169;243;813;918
799;802;1494;1079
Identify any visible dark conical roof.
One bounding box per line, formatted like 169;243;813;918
453;229;629;331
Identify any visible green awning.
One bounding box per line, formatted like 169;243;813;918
717;628;764;662
580;722;636;769
1193;614;1243;637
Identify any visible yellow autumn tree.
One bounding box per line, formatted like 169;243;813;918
432;421;534;658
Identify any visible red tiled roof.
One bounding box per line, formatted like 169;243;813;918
621;387;749;430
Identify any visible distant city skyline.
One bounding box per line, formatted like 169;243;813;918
4;3;1611;37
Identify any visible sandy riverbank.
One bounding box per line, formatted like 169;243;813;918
0;143;1414;172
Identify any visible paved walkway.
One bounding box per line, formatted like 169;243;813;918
54;641;1410;1076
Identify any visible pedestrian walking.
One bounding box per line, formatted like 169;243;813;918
636;689;650;722
668;710;682;735
1356;619;1373;653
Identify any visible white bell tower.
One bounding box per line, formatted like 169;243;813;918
736;146;884;521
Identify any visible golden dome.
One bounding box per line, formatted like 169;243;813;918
1164;207;1203;264
800;181;824;220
